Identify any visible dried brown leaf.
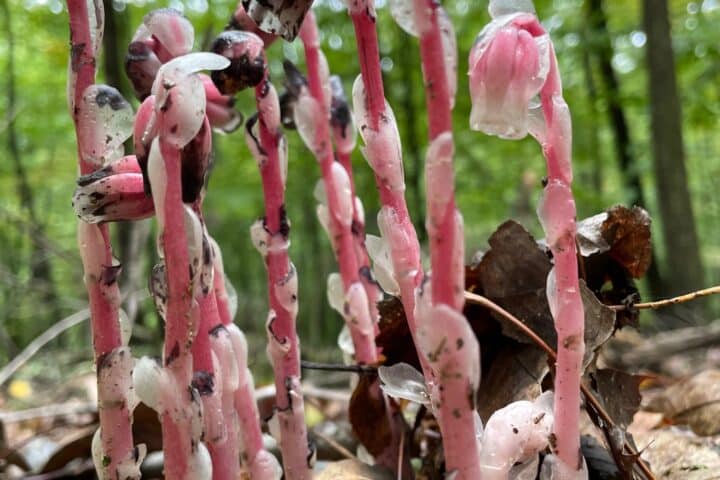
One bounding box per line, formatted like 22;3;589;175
348;375;392;457
647;369;720;436
591;368;642;429
477;344;547;422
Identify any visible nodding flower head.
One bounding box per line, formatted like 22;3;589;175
73;155;155;223
468;8;550;140
210;30;267;95
125;8;195;100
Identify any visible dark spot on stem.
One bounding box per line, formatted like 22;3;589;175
165;341;180;366
95;85;129;111
278;204;290;238
209;323;226;337
192;370;215;396
101;263;122;286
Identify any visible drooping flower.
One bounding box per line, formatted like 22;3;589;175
468;10;550;139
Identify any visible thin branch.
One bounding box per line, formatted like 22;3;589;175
301;360;378;375
311;429;357;461
0;308;89;387
609;285;720;311
463;291;656;480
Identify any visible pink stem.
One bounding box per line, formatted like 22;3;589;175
347;2;385;131
300;12;377;365
66;1;137;477
412;1;482;478
336;149;381;331
538;49;584;474
345;0;426;361
253;77;311;479
158;140;199;479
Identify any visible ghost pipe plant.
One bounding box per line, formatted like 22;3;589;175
211;29;312;479
469;1;586;477
66;1;143;477
388;1;482;478
328;75;383;328
343;1;429;386
294;12;378;366
140;51;231;479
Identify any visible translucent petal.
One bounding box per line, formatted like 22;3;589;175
119;309;132;346
540;454;588;480
187;442;213;479
250;219;270;257
133;356;165;411
438;8;458;108
330;162;354;227
424;132;455;227
366;234;399;295
78;85;134;167
143;8;195;58
327;273;344;315
156;74;206;149
274;263;298;318
278;134;289;188
337;325;355;357
91;428;104;479
294;94;323;155
389;0;419;36
316;204;331;238
354;196;365;226
147;139;167;231
378;362;429;405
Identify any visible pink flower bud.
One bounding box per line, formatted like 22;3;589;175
468;13;549;139
329;76;356;155
126;9;194;99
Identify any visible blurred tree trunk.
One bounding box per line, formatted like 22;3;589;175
2;0;60;321
586;0;665;299
642;0;705;306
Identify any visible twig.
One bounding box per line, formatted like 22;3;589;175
301;360;378;375
464;291;656;480
610;285;720;311
0;308;89;387
0;402;97;423
312;429;357;461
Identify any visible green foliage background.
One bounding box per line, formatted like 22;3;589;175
1;0;719;377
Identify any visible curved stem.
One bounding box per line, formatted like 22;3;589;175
252;76;311;480
66;2;137;478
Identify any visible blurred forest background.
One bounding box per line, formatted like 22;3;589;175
1;0;719;386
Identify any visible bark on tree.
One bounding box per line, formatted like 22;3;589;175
587;0;666;299
642;0;705;307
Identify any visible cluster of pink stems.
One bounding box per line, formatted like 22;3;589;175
66;0;589;478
